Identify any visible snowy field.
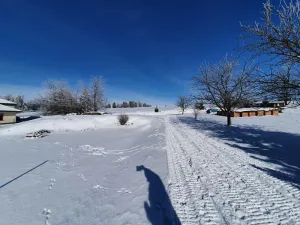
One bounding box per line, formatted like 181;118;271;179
0;115;151;136
107;106;192;116
1;107;300;224
0;114;170;225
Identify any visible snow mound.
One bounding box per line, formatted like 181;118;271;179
25;129;51;139
0;115;151;136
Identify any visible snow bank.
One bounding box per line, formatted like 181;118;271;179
0;115;151;136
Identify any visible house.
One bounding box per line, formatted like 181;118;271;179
268;101;285;108
217;108;279;117
254;100;285;108
0;98;22;124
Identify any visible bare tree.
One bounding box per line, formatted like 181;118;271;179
80;88;93;112
241;0;300;65
176;96;191;114
41;80;82;115
193;55;257;126
90;76;105;112
257;65;300;105
26;99;42;111
3;94;15;102
15;95;25;110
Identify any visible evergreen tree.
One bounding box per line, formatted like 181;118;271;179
129;101;135;108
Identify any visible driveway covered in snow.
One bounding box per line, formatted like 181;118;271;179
165;115;300;224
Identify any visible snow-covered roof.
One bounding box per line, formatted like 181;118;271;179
269;101;285;104
0;104;22;112
234;107;276;112
254;100;285;104
0;98;16;105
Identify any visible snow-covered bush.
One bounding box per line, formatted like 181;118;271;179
118;114;129;125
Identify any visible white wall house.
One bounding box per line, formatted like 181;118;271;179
0;98;22;124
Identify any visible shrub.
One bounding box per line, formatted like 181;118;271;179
118;114;129;125
195;102;205;110
154;107;159;112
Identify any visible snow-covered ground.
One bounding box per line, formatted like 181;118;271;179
0;115;151;136
0;115;171;225
107;106;193;116
1;108;300;224
166;109;300;224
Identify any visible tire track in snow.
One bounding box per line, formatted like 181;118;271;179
170;120;273;224
166;118;225;224
165;116;300;225
174;117;300;224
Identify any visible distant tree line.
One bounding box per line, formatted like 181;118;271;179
106;101;151;108
1;77;152;115
1;75;106;115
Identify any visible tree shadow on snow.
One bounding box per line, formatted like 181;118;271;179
136;165;181;225
16;115;40;123
177;116;300;189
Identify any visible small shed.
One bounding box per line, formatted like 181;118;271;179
0;104;22;124
231;111;241;117
241;111;249;117
249;111;256;117
264;110;272;116
272;109;279;116
256;110;265;116
217;108;280;118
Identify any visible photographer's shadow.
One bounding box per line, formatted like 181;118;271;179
137;165;181;225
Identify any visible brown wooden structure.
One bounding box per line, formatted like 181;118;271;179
217;109;279;117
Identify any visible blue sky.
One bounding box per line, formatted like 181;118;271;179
0;0;269;105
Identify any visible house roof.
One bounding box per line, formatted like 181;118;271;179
0;98;17;105
269;101;285;104
0;104;22;112
233;107;276;112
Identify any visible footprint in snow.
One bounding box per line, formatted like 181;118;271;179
117;188;132;194
79;145;107;156
93;185;107;190
42;208;52;225
55;162;60;172
78;173;87;181
113;156;129;163
48;178;56;190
